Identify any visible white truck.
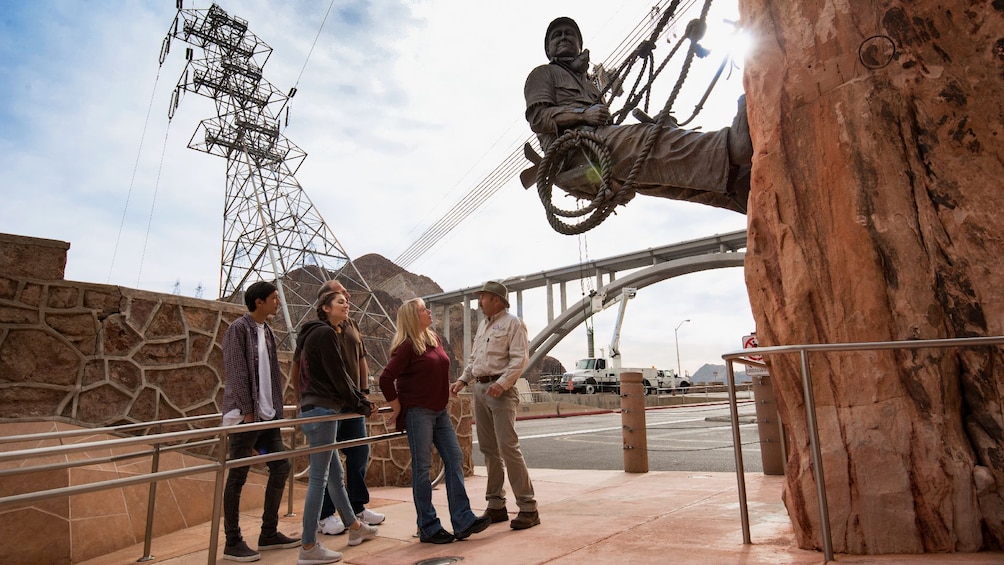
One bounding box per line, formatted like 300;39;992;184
561;358;662;395
561;361;691;395
559;287;690;395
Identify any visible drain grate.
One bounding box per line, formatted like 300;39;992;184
414;558;464;565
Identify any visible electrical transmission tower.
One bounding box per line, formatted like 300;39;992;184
160;3;394;365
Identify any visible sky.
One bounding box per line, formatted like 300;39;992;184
0;0;755;378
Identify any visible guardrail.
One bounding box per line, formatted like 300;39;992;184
0;405;402;564
720;335;1004;563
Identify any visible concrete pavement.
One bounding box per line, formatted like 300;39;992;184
81;467;1003;565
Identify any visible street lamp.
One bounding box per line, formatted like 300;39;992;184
674;319;691;380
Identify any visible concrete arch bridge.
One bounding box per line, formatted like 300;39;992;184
423;230;747;373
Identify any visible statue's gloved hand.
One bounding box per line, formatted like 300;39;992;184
583;104;610;126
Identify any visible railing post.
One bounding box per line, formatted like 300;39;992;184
725;360;751;544
619;372;648;473
286;425;297;517
136;442;160;562
207;429;230;564
799;349;833;562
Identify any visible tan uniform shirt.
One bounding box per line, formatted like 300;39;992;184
459;310;529;390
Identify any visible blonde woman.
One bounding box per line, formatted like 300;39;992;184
379;298;490;544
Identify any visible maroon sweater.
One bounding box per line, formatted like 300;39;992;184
379;335;450;431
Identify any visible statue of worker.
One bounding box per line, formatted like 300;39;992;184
524;17;753;214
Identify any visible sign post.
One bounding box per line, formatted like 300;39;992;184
742;332;784;475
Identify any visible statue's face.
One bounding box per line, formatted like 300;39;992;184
547;23;580;58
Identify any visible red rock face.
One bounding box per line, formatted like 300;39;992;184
741;0;1004;553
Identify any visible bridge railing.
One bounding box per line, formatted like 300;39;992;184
721;335;1004;563
0;405;402;564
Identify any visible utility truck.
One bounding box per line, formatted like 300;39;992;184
560;288;689;395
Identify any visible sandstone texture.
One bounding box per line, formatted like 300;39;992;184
742;0;1004;554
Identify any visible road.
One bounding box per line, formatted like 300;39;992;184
472;401;764;473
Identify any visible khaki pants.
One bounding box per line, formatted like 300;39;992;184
472;382;537;512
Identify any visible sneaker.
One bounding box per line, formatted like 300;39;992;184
317;515;345;535
347;521;378;546
223;539;260;562
420;528;455;544
355;508;386;525
258;531;300;550
297;541;342;565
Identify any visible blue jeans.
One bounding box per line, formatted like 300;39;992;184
319;414;370;517
300;406;357;545
405;406;477;538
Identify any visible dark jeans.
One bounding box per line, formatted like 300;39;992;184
223;424;290;546
320;414;370;517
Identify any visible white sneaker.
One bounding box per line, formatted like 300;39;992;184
347;521;378;546
356;508;386;525
297;541;342;565
317;515;345;535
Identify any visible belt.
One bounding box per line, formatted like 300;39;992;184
475;374;502;383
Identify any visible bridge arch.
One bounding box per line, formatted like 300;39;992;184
526;252;745;372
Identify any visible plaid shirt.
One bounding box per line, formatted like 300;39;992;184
222;312;283;421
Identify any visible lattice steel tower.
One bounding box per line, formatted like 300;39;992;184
161;3;394;362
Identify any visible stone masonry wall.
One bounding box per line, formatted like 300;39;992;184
0;232;473;484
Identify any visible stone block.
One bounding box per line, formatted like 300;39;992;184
77;384;133;425
102;315;143;356
45;312;98;339
0;329;80;385
108;359;142;392
19;283;41;307
188;334;212;363
0;276;16;300
0;233;69;280
46;285;79;309
183;306;220;334
146;365;219;411
0;387;71;418
81;360;105;387
132;339;186;366
83;288;123;317
0;304;38;325
126;297;157;333
128;388;158;422
147;302;185;338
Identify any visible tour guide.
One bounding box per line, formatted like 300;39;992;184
450;281;540;530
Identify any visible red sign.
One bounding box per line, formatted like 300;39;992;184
742;334;763;361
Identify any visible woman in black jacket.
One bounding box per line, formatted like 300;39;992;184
295;290;377;564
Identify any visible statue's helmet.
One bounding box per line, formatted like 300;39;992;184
545;16;583;58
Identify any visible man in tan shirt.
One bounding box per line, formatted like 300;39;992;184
450;281;539;530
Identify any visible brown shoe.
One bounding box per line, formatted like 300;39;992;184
481;507;508;524
510;510;540;530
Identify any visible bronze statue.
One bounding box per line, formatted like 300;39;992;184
524;17;752;215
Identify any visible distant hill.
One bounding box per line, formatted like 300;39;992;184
691;363;750;383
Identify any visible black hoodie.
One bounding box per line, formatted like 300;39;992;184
296;320;366;413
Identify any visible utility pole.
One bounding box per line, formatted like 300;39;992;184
160;4;394;365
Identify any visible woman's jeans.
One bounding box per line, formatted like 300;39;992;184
300;406;357;545
405;406;477;538
319;414;370;517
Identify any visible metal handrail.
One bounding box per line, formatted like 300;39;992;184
0;405;402;564
721;335;1004;563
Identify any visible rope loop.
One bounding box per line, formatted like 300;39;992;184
535;130;632;235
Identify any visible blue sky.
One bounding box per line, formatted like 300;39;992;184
0;0;754;376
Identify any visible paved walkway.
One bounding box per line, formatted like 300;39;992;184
82;467;1003;565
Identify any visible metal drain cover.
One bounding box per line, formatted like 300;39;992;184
415;558;464;565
